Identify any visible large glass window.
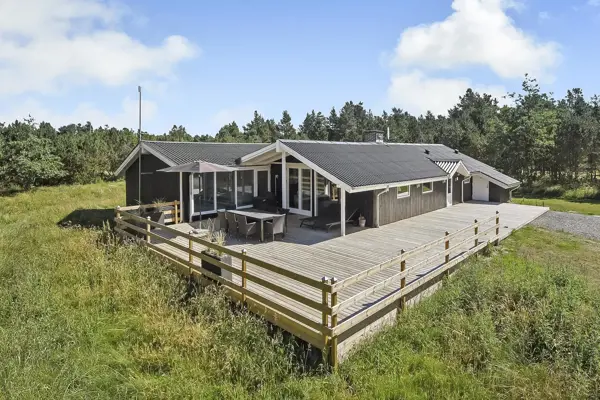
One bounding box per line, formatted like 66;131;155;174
216;172;235;209
257;170;269;197
237;170;254;207
288;168;299;209
193;173;215;213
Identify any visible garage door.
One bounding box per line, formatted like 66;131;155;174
472;176;489;202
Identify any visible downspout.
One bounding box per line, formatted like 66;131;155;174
509;185;520;201
375;186;390;228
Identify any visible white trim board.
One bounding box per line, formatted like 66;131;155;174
471;172;519;190
241;140;451;194
114;142;177;176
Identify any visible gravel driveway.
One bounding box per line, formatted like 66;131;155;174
530;211;600;241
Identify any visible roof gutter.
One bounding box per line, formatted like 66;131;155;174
375;186;390;228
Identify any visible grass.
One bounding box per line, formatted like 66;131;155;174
2;181;600;399
511;196;600;215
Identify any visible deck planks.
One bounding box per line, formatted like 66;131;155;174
150;202;548;344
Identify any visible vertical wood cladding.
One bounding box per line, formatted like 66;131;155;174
375;180;446;226
346;191;374;227
463;176;473;201
126;154;179;207
489;182;510;203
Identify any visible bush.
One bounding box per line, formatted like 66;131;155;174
564;186;600;201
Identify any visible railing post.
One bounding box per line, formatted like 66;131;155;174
495;211;500;245
400;249;406;311
174;201;179;224
146;216;151;243
321;276;330;361
188;238;193;276
445;231;450;263
241;249;248;304
474;219;479;248
329;277;338;370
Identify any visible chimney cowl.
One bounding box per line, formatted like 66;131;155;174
454;149;459;154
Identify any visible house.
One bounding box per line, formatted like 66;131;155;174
115;133;520;235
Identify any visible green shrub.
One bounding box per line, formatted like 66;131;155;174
564;186;600;200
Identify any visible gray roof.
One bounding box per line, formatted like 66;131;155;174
144;141;268;166
280;140;448;188
412;144;520;188
280;140;519;189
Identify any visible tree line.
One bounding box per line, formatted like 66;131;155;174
1;76;599;192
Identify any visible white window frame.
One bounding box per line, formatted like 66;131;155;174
286;164;313;217
422;181;434;194
396;185;410;199
188;166;271;217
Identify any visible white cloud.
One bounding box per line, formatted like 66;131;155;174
0;97;158;129
0;0;199;96
387;0;561;116
392;0;560;80
388;70;507;116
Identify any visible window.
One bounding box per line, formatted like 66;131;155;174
463;177;471;184
236;170;254;207
422;181;433;194
192;173;215;213
216;172;235;210
397;185;410;198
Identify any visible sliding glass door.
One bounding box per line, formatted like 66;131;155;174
216;172;235;210
287;166;312;216
192;173;215;213
189;168;267;217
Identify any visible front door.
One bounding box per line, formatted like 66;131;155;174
287;167;312;216
472;176;490;202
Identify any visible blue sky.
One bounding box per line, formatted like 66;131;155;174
1;0;599;134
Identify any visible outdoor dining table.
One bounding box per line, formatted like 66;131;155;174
227;209;282;242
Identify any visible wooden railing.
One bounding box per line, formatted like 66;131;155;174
113;205;501;369
117;200;182;224
325;212;500;342
114;206;334;350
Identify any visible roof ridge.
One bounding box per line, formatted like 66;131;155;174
280;139;445;146
144;140;269;145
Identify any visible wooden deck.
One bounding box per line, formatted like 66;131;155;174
142;201;547;359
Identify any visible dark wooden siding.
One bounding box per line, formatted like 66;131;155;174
346;191;374;227
375;180;446;226
126;154;180;207
452;175;461;204
452;173;472;204
489;182;510;203
463;177;472;201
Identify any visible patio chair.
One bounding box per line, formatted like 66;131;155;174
237;215;257;240
225;212;238;236
216;210;227;232
265;215;285;241
277;207;291;233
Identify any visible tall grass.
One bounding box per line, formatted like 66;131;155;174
1;182;599;399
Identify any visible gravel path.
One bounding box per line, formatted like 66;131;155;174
530;211;600;241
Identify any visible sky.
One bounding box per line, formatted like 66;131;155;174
0;0;599;135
